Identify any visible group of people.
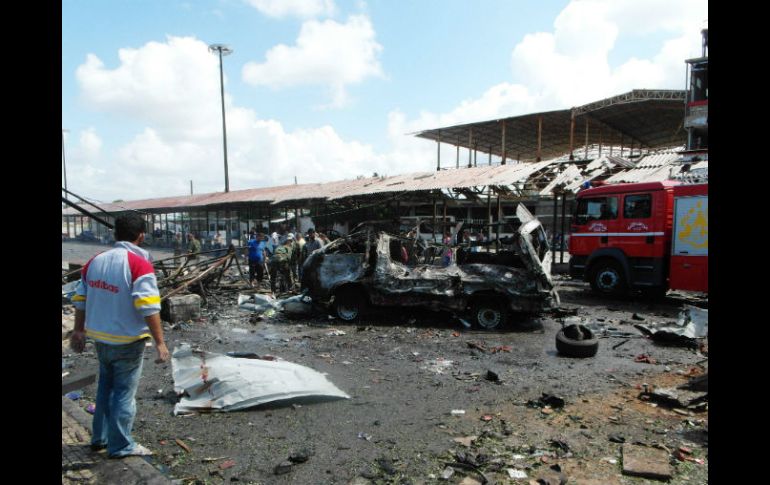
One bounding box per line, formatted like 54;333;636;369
245;228;329;293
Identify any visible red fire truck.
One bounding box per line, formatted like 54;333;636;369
568;181;708;296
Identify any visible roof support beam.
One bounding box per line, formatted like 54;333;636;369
537;115;543;162
501;120;507;165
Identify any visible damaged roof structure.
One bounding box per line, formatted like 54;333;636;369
63;89;704;257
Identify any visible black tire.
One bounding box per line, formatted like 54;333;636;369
556;324;599;358
470;298;508;331
333;286;365;322
589;260;626;295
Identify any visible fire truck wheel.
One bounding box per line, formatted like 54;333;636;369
556;324;598;358
589;260;626;295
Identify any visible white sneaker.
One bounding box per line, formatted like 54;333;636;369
125;444;154;457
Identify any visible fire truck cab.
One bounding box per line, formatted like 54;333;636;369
568;181;708;296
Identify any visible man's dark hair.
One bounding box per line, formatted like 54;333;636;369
114;213;146;242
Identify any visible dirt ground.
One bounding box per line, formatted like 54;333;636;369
62;241;708;484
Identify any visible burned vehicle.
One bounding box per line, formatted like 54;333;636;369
301;205;559;330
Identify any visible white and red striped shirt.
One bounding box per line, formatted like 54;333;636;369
72;241;161;345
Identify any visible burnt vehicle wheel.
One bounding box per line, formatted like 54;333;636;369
556;324;598;358
333;286;366;322
589;260;626;295
470;299;507;331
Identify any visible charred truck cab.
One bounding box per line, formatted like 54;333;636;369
569;181;708;296
301;205;559;330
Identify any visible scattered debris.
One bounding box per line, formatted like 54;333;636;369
273;461;294;475
634;305;708;347
640;387;707;410
634;354;657;364
480;415;493;422
85;404;95;414
489;345;512;353
65;391;82;401
528;393;566;409
326;329;347;336
612;339;630;350
289;449;311;464
171;343;350;414
175;438;192;453
608;434;626;443
484;369;501;383
622;444;673;480
507;468;528;479
678;373;708;392
631;313;645;321
453;436;477;447
237;293;279;315
467;341;487;352
218;459;236;470
357;432;372;441
450;410;466;416
441;467;455;480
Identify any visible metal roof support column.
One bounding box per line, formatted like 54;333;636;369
489;147;492;166
66;216;71;238
496;194;501;252
432;197;437;244
537;115;543;162
437;130;441;171
210;210;214;243
501;121;507;165
619;134;624;158
456;137;460;169
474;143;478;167
598;128;603;157
486;190;492;253
560;191;567;264
552;194;558;249
468;129;473;168
584;119;589;160
569;112;575;160
443;199;447;242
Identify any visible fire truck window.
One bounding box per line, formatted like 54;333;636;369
576;197;617;224
624;194;651;219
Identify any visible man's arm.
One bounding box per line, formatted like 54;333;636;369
70;308;87;353
144;313;169;363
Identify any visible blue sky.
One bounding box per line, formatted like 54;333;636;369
62;0;707;202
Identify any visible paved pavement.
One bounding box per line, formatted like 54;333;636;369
62;396;172;484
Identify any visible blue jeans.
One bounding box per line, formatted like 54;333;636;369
91;339;146;457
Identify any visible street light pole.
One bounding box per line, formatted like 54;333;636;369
62;128;69;193
209;43;233;193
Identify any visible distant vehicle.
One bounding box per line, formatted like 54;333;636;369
569;181;708;296
302;205;559;330
76;230;99;242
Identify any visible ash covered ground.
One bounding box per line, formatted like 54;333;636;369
62;242;708;484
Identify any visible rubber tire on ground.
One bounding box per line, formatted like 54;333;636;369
556;324;599;358
470;298;508;331
333;287;365;322
589;260;626;295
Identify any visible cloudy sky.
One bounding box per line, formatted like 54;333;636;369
62;0;707;203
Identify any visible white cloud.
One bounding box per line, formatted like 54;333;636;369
69;1;708;202
76;36;223;141
242;14;383;107
79;128;103;160
245;0;336;18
